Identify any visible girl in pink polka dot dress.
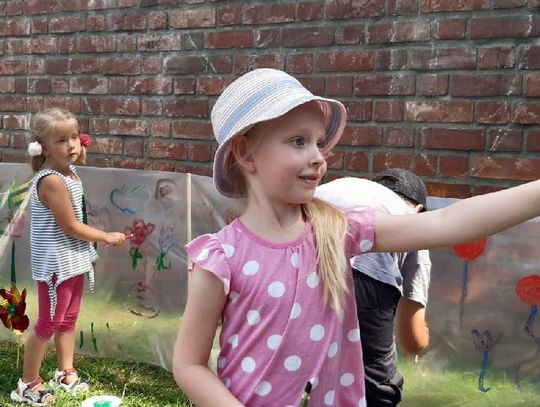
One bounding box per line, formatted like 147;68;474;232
172;69;540;407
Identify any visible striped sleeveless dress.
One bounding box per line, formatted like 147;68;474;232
30;165;98;318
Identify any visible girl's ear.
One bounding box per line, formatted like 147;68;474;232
231;135;256;173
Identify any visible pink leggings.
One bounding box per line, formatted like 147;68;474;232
34;274;84;341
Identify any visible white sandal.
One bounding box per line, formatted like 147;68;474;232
49;368;89;394
10;377;55;406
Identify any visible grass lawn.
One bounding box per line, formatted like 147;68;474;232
2;339;539;406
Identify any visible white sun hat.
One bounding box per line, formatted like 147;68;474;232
211;68;347;198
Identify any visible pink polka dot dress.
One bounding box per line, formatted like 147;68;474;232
185;208;375;406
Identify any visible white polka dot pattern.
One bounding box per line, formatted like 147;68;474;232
290;303;301;319
254;381;272;396
247;310;261;325
306;271;319;288
347;328;361;342
222;243;235;257
196;248;209;261
324;390;335;405
241;357;256;372
228;334;239;348
267;334;282;350
327;342;338;358
359;239;373;252
310;324;325;341
267;281;286;298
284;355;302;371
242;260;259;275
291;252;300;268
340;373;355;386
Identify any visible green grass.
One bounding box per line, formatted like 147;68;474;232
0;340;193;406
2;340;540;406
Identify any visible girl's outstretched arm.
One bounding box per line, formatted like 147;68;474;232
38;174;124;245
172;265;244;407
373;179;540;253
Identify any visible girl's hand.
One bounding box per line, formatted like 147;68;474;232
104;232;126;246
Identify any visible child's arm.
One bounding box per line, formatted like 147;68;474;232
38;174;124;245
373;179;540;252
172;265;244;407
395;298;429;355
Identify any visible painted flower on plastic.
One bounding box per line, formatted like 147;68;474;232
125;219;155;247
0;284;30;333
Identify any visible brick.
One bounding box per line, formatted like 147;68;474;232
109;157;151;170
100;58;141;75
388;0;417;14
109;119;148;136
486;129;522;152
24;1;61;14
170;9;215;28
339;125;382;146
450;74;522;97
80;97;100;114
298;77;324;95
101;98;141;116
130;78;172;95
383;128;414;147
2;114;27;129
58;37;76;54
107;12;146;31
138;34;182;51
478;46;515;69
182;31;204;50
527;130;540;151
420;0;489;12
0;19;31;36
355;74;415;96
367;21;430;44
141;99;162;116
44;97;80;113
409;49;476;70
405;101;473;123
372;152;437;176
22;38;57;54
419;127;484;150
148;11;168;30
243;4;294;24
471;16;540;39
16;78;50;94
5;1;23;16
282;27;334;47
77;35;115;53
286;54;313;73
89;137;123;155
189;143;212;161
233;54;285;74
146;140;188;159
87;15;106;31
297;2;324;21
0;60;26;75
90;118;108;135
493;0;527;8
326;76;353;96
439;155;469;177
10;133;28;148
150;120;171;138
152;162;176;172
519;46;540;69
254;29;281;48
174;78;196;95
0;78;15;93
471;156;540;181
375;50;407;70
417;74;448;96
335;25;365;45
142;57;162;75
116;35;137;52
218;6;241;26
70;77;108;94
209;56;232;74
197;76;226;96
326;150;344;170
163;99;208;118
109;77;128;94
124;139;144;156
525;74;540;96
343;101;372;122
51;79;69;93
428;182;471;199
327;0;384;19
0;96;24;112
5;39;22;55
345;151;369;171
513;103;540;124
172;120;213;140
374;101;403;122
476;102;510;124
31;18;48;34
206;30;252;49
49;16;85;33
315;51;373;72
432;19;466;40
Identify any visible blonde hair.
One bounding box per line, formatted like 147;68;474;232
226;135;350;311
29;108;78;173
303;198;349;311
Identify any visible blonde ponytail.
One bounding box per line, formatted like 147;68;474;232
303;197;349;312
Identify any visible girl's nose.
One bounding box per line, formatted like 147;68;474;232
311;145;325;167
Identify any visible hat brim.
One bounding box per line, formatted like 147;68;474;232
213;96;346;198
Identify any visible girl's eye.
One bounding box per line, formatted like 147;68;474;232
317;140;325;149
292;137;304;146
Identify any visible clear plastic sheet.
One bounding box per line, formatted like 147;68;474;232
1;163;539;387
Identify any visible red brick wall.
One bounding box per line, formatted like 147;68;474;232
1;0;539;198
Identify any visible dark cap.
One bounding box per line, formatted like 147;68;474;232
372;168;428;211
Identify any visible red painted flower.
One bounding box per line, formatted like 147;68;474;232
79;133;92;147
515;275;540;305
453;238;487;261
125;219;155;247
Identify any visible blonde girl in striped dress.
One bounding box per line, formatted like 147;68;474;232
11;108;125;406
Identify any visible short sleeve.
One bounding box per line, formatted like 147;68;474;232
402;249;431;307
344;207;376;258
185;234;232;295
